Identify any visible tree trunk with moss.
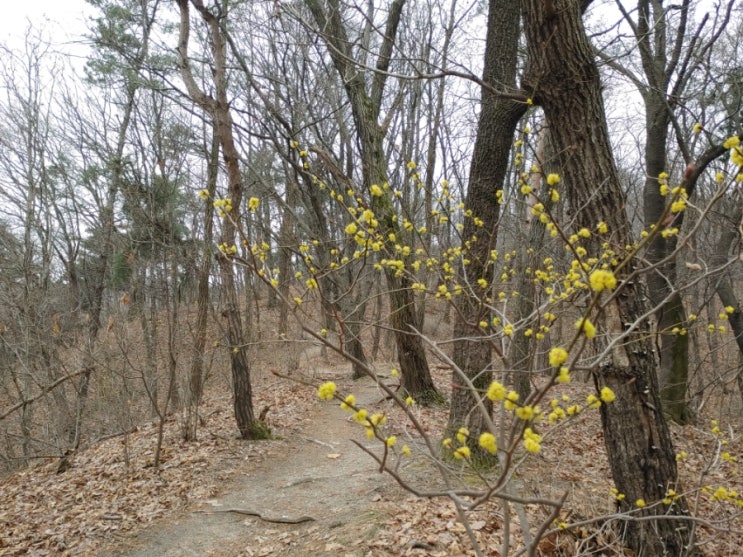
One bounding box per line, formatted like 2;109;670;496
639;25;692;423
521;0;697;553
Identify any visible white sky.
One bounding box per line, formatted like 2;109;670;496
0;1;92;53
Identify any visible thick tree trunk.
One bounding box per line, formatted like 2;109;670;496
446;0;525;445
521;1;697;554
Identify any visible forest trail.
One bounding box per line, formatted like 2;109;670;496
107;376;402;557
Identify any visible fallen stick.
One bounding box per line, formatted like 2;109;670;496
194;509;315;524
300;435;335;450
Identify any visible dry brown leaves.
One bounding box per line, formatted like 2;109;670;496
0;379;314;557
1;356;742;556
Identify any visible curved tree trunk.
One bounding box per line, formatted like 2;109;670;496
521;0;697;553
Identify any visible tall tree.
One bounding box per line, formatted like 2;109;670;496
176;0;265;439
598;0;735;424
521;0;697;553
446;0;527;451
302;0;441;402
70;0;158;448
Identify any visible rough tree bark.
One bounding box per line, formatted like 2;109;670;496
446;0;526;449
521;0;697;553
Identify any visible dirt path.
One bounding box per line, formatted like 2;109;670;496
107;377;401;556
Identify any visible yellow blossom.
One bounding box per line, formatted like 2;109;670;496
549;347;569;367
516;405;535;421
670;198;686;213
368;413;387;427
479;432;497;454
723;136;740;149
248;197;260;212
353;409;368;423
340;394;356;410
575;318;596;339
454;446;471;460
587;394;601;409
456;427;469;444
317;381;337;400
370;184;383;197
589;269;617;292
504;390;519;411
600;386;616;403
546;173;560;186
523;428;542;454
402;445;411;455
486;381;507;401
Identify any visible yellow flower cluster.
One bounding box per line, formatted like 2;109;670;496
213;197;233;217
575;317;596;339
479;432;497;454
589;269;617;292
218;242;237;255
523;427;542;454
548;347;568;367
317;381;337;400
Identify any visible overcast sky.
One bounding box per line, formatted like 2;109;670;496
0;1;92;51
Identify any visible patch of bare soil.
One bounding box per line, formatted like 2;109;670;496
103;374;412;557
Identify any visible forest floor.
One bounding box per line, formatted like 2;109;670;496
1;349;743;556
